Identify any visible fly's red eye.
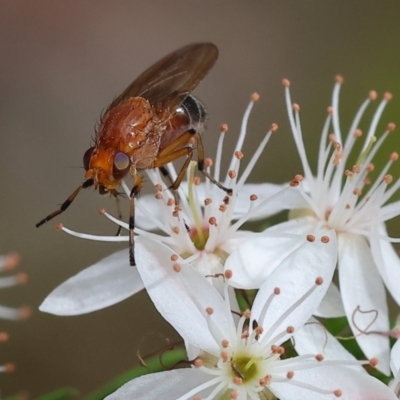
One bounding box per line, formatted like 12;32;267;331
83;147;95;171
113;151;131;180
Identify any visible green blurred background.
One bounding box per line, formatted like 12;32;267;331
1;0;400;397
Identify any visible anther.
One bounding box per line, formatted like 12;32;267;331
295;174;304;182
255;326;264;336
286;326;294;334
99;208;106;215
205;158;213;167
367;163;375;172
390;152;399;161
270;123;278;132
230;390;239;399
315;354;324;362
172;263;181;272
0;333;9;342
353;129;362;138
384;175;393;184
209;217;217;226
333;389;342;397
335;75;344;84
221;351;229;362
289;179;300;187
225;269;233;279
221;339;229;348
286;371;294;379
172;210;179;217
233;377;243;387
243;309;251;319
206;307;214;315
282;79;290;87
352;165;360;174
5;363;15;373
193;397;202;400
388;122;396;131
315;277;324;285
235;151;244;160
204;198;212;206
16;273;28;285
384;92;393;101
155;192;163;200
189;137;196;145
3;254;20;271
327;106;333;115
220;123;228;132
251;92;260;102
274;287;281;295
193;177;201;185
55;223;63;231
171;254;179;261
154;184;163;192
228;170;237;179
171;226;180;234
369;358;378;367
369;90;378;100
167;198;175;206
292;103;300;112
364;177;371;185
329;133;337;143
250;194;258;201
353;188;362;196
321;235;330;243
306;235;315;242
194;359;203;368
345;204;351;209
345;170;353;177
219;204;227;212
18;306;31;319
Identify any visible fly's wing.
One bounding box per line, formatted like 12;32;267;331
105;43;218;114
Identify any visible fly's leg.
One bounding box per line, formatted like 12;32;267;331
36;179;94;228
129;174;142;267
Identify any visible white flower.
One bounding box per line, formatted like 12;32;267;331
40;95;297;316
227;77;399;375
105;233;397;400
390;339;400;397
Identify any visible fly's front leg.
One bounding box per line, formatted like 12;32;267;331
129;174;142;267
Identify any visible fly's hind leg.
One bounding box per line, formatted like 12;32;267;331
192;129;233;196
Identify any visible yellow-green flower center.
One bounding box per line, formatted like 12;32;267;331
231;354;260;382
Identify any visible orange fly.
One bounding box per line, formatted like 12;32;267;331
36;43;231;266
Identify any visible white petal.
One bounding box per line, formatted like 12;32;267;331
233;182;308;220
338;233;390;375
135;237;235;355
225;218;316;289
370;224;400;305
270;365;398;400
105;368;212;400
391;339;400;376
251;228;337;342
135;195;165;231
314;282;345;318
294;317;365;373
39;249;142;316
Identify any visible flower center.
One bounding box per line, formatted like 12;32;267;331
230;353;261;383
190;228;210;250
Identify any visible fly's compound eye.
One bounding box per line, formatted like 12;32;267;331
113;151;131;180
83;147;95;171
